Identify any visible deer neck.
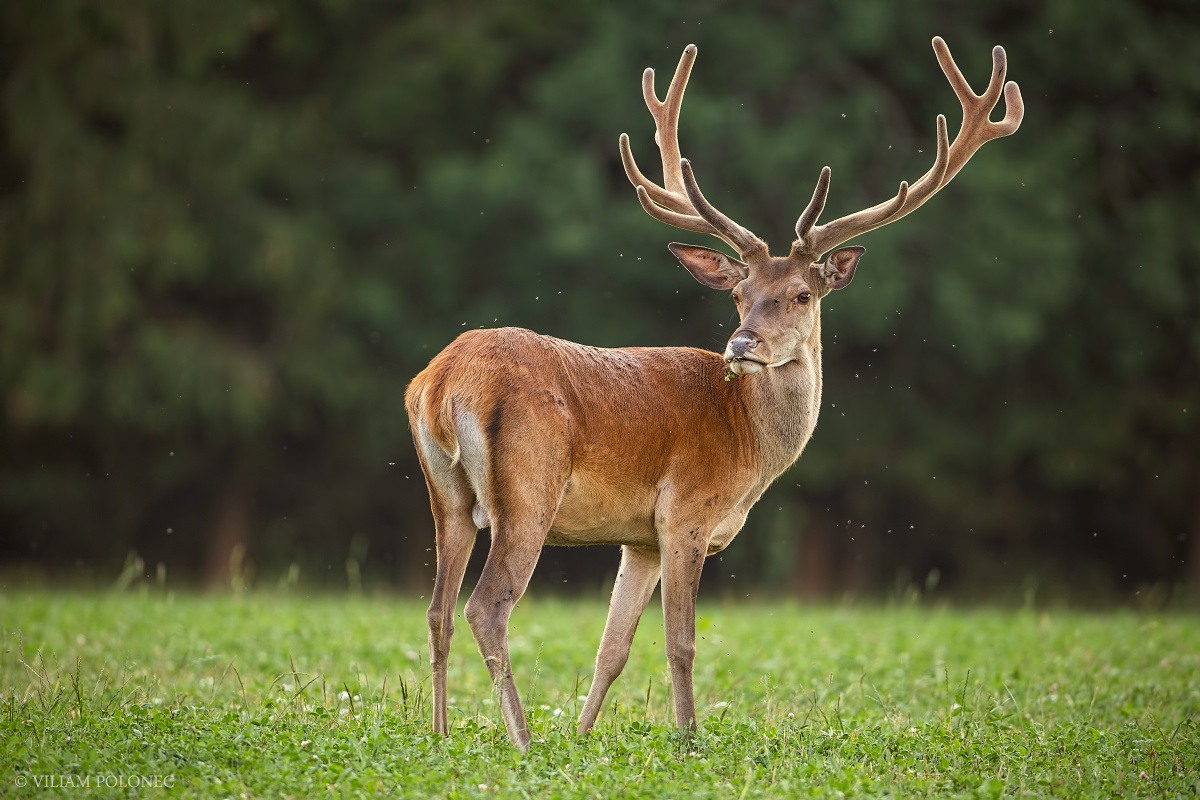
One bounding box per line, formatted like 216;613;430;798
734;313;824;474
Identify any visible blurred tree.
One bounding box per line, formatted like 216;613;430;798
0;0;1195;599
0;0;591;583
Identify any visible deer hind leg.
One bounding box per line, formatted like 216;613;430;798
461;392;570;750
413;416;479;737
577;545;661;733
425;475;476;737
464;516;547;751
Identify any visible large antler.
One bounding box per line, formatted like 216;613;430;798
620;45;766;260
794;37;1024;257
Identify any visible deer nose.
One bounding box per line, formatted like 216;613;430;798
725;331;762;361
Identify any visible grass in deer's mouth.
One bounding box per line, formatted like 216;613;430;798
2;591;1196;798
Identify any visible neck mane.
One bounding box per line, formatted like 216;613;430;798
735;312;824;475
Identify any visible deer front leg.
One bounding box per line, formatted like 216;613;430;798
577;545;661;733
660;532;706;731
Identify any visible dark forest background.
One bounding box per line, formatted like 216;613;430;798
1;0;1196;602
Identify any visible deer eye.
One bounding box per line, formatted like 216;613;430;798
796;291;812;304
731;293;741;304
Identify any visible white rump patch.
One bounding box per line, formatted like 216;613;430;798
454;406;493;528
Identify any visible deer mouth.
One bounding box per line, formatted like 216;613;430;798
726;355;766;376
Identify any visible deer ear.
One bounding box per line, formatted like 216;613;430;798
819;245;864;290
668;243;749;290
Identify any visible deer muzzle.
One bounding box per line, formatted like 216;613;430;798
724;331;767;375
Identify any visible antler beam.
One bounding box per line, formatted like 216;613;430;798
794;37;1024;258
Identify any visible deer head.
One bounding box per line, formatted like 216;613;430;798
622;39;1024;376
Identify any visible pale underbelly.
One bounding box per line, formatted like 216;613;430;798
541;474;751;552
545;505;659;548
545;472;659;548
544;525;658;548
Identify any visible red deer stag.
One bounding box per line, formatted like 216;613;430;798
406;37;1022;750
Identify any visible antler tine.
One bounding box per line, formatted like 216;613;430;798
624;139;742;253
648;45;696;197
803;37;1022;258
680;159;765;258
794;166;831;242
621;44;766;259
933;37;1025;184
994;82;1024;136
620;134;697;217
803;115;946;255
620;45;697;215
634;185;731;246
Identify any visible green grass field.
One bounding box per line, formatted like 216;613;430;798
1;590;1196;798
